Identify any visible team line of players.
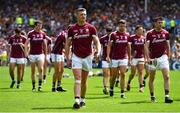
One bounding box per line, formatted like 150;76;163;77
7;8;173;109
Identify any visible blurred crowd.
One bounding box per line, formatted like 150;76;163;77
0;0;180;66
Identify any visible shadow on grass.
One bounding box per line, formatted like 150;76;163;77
0;88;51;93
120;100;150;104
87;92;104;95
94;86;103;88
88;90;120;94
94;86;139;90
33;91;52;93
32;106;72;110
0;87;10;90
174;98;180;102
86;96;109;99
0;88;30;92
0;90;32;92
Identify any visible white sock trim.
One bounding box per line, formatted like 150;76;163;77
75;98;80;104
80;98;85;103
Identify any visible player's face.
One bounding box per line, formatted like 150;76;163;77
35;23;43;30
119;23;126;32
155;20;163;29
15;32;21;36
136;27;143;35
77;11;87;23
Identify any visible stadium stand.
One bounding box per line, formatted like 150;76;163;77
0;0;179;68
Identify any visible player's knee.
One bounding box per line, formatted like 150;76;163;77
9;69;14;74
149;77;155;82
120;73;125;78
81;79;87;85
39;67;43;73
74;75;81;83
59;68;64;74
138;71;143;75
31;73;36;77
74;80;81;84
164;75;169;81
130;72;135;77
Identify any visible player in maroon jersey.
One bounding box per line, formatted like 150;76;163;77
8;28;27;89
126;25;145;92
65;8;101;109
51;30;67;92
145;17;173;103
106;20;131;98
25;20;47;92
100;26;112;95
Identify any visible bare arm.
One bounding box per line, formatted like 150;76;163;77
48;45;51;54
6;44;11;59
65;38;72;62
106;41;112;62
143;44;147;61
24;39;30;57
144;41;150;62
127;42;131;63
166;40;171;59
43;39;47;57
92;35;101;57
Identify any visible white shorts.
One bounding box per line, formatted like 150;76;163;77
131;58;144;66
72;54;93;71
10;58;26;64
28;54;45;63
24;58;28;65
111;59;128;68
46;54;51;63
102;60;110;68
148;54;169;70
51;54;64;62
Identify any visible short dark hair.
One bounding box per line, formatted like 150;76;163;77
106;26;112;32
15;28;21;34
118;19;126;24
153;16;164;22
34;20;42;26
67;24;73;30
135;25;143;31
21;31;26;35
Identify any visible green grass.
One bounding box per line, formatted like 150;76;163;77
0;66;180;112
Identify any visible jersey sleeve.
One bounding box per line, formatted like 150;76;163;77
63;33;67;43
43;33;46;39
67;27;73;40
146;32;151;42
109;32;115;43
8;37;12;45
23;37;27;44
27;32;31;40
128;35;133;43
99;37;104;44
166;31;170;40
90;26;98;36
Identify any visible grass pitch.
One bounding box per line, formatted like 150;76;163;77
0;66;180;112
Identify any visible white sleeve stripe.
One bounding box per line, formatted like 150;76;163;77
92;35;98;38
68;37;72;40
